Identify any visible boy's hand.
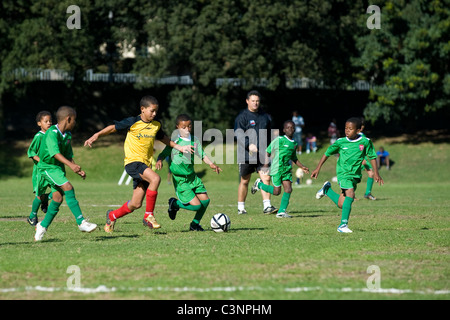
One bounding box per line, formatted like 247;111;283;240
375;173;384;186
210;163;222;174
84;134;98;148
155;160;163;170
177;144;194;154
78;170;86;180
310;168;320;179
301;166;310;174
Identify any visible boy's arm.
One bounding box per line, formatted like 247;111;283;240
370;158;384;185
294;159;309;174
311;154;329;179
54;154;85;179
203;155;222;174
84;124;117;147
159;135;194;154
155;145;172;170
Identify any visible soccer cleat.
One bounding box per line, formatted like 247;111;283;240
315;181;331;199
34;222;47;241
104;210;115;233
189;221;204;231
168;197;179;220
27;216;38;226
251;178;262;194
143;215;161;229
364;193;377;200
263;205;278;214
276;211;292;218
337;224;353;233
237;209;247;215
79;219;97;233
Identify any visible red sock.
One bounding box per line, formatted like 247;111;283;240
144;189;158;219
109;201;132;221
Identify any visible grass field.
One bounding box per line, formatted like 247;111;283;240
0;134;449;300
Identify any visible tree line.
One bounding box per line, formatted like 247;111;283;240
0;0;448;138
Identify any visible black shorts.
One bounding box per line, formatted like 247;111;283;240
238;162;269;178
125;162;150;189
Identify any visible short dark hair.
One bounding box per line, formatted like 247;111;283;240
36;110;52;123
346;117;362;129
246;90;261;100
140;95;159;108
175;114;192;125
283;120;295;128
56;106;76;122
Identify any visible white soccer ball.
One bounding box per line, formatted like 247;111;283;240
211;213;231;233
306;178;313;185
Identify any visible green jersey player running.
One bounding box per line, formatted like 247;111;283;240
311;117;384;233
156;114;222;231
251;120;310;218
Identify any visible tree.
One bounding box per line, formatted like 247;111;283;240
133;0;364;130
353;0;450;126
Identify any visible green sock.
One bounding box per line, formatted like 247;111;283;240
193;199;210;224
365;177;374;195
176;200;202;211
40;201;62;229
29;197;42;219
258;181;274;194
65;189;84;225
340;197;354;226
325;187;340;206
279;192;291;212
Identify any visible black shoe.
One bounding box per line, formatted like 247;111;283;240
27;216;38;226
189;222;204;231
168;197;179;220
263;205;278;214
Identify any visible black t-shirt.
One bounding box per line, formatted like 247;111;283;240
234;108;273;163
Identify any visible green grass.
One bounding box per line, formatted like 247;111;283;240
0;136;449;300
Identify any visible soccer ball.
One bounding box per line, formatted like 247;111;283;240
211;213;231;233
306;178;313;185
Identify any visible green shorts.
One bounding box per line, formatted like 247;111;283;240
338;176;361;190
173;174;207;204
40;167;69;193
32;166;51;195
271;170;293;187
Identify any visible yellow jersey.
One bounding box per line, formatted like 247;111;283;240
114;116;166;167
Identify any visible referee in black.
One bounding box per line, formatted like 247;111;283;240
234;90;278;215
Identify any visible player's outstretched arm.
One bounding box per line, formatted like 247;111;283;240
311;154;329;179
84;125;117;148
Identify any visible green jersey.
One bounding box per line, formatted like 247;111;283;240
28;131;46;164
325;135;376;180
158;135;205;177
37;124;74;172
266;135;298;176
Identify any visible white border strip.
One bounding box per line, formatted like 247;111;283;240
1;285;449;295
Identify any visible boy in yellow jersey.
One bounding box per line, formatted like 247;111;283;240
84;95;193;232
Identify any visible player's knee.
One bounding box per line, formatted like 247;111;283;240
129;201;141;211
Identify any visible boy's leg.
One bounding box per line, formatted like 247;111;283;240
64;188;84;226
340;196;354;226
325;186;340;206
193;195;210;225
278;192;291;213
28;196;42;222
40;198;62;229
140;167;161;228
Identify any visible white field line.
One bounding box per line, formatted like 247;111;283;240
1;285;449;295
